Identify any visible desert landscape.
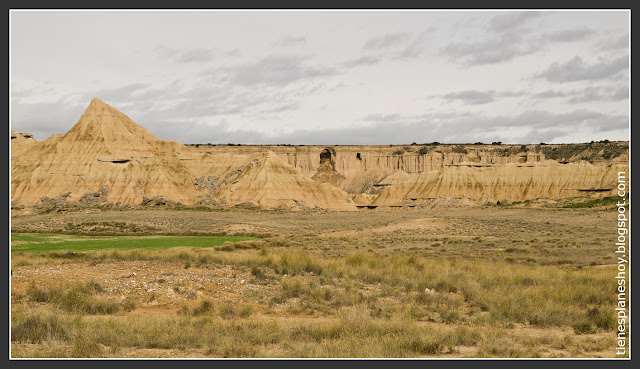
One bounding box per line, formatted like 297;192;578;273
10;98;630;358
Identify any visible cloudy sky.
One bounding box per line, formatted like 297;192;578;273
11;10;629;144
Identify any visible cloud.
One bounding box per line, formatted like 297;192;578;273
612;86;629;100
545;27;595;42
370;109;626;143
363;113;403;122
489;11;544;33
343;56;380;68
394;29;434;59
226;48;242;57
186;108;628;145
222;55;338;87
363;32;411;50
11;88;35;98
442;90;496;104
438;89;526;105
10;99;87;140
533;89;568;99
531;84;628;104
177;48;215;63
13;90;627;145
155;46;215;63
500;90;527;97
261;101;302;113
279;36;306;47
567;86;629;104
536;55;628;82
597;34;628;50
84;83;151;104
440;33;541;66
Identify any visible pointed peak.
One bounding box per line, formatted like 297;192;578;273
81;98;124;118
65;97;157;141
88;97;110;109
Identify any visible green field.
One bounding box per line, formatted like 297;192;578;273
10;233;260;254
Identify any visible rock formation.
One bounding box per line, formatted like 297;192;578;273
11;98;629;210
371;160;627;207
10;130;37;156
10;98;358;211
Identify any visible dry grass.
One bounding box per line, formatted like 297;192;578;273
11;303;616;358
11;206;625;358
25;281;136;315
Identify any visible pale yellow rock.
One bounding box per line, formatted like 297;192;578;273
11;98;195;206
11;98;629;210
11;98;357;211
352;193;377;206
214;151;357;211
371;160;628;206
10;130;37;156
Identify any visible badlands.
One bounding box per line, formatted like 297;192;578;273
10;98;629;211
10;98;630;358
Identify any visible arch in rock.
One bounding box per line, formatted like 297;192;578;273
319;148;337;170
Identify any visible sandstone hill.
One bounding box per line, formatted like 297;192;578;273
10;130;37;156
11;98;196;206
10;98;357;210
11;98;629;210
371;160;626;207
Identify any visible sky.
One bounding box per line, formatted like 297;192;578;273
10;10;630;145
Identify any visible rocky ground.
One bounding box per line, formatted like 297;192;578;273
10;206;625;358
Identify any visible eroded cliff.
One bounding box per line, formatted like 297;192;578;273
11;98;629;210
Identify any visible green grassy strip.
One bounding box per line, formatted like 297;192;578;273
11;233;259;254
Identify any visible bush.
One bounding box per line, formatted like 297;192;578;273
11;313;69;343
217;242;235;251
218;303;237;319
239;305;253;318
192;300;214;316
401;338;443;355
25;281;130;315
587;307;615;330
573;322;596;335
452;145;468;154
281;279;304;299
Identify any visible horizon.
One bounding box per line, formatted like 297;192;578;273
11;96;629;147
10;10;630;145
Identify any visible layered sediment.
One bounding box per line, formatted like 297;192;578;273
11;98;629;210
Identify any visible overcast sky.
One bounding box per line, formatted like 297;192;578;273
10;10;629;144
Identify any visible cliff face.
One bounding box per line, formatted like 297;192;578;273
189;142;628;203
10;130;37;156
371;161;626;206
11;98;629;210
10;99;357;211
11;98;196;206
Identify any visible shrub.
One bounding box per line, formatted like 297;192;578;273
452;145;468;154
239;305;253;318
192;300;214;316
11;313;69;343
401;338;443;355
218;242;235;251
573;322;596;335
281;279;304;299
218;303;237;319
25;281;129;315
